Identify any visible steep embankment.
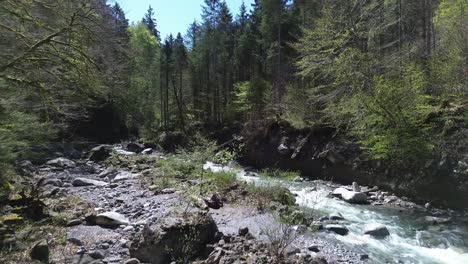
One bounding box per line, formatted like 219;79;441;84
241;120;468;209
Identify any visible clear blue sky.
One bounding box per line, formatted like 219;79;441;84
111;0;255;39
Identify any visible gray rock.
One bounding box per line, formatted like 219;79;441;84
142;148;153;155
364;224;390;238
89;250;106;259
325;224;349;235
126;142;145;153
238;227;249;237
425;216;451;225
89;145;111;162
124;258;141;264
160;188;176;194
130;212;218;264
46;157;76;168
96;212;129;227
352;182;361;192
113;171;138;182
72;178;108;187
67;219;82;227
45;178;63;187
67;237;83;246
329;212;345;220
341;191;367;204
30;240;49;263
331;187;349;197
98;167;117;178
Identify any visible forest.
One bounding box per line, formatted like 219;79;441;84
0;0;467;263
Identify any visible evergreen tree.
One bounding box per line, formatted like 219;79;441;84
142;5;161;42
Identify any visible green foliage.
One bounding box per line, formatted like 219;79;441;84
127;23;161;136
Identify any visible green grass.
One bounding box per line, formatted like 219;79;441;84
259;168;300;181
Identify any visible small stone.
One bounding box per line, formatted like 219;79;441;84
352;182;361;192
30;240;49;263
67;219;82;227
72;178;108;187
329;212;345;220
160;188;176;194
123;226;134;232
89;250;106;259
67;237;83;246
308;245;320;252
46;158;76;168
124;258;141;264
425;203;432;209
95;212;129;227
238;227;249;237
360;254;369;260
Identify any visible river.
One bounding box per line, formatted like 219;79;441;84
205;162;468;264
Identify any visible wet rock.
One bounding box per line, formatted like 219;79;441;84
364;224;390;238
30;240;49;263
352;182;361;192
95;212;129;227
331;187;349;197
341;191;367;204
67;219;83;227
124;259;141;264
46;157;76;168
130;212;218;264
126;142;145;153
89;145;111;162
73;178;108;187
425;216;451;225
425;203;432;210
308;245;320;252
329;212;345;220
360;254;369;260
142;148;153;155
325;224;349;235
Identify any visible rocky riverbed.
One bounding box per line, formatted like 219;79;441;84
2;144;467;264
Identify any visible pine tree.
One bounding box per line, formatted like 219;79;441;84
142;5;161;42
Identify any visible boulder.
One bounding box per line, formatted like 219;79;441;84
72;178;108;187
341;191;367;204
30;240;49;263
130;212;218;264
363;224;390;238
331;187;349;197
325;224;349;235
89;145;111;162
126;142;145;153
95;212;129;227
46;158;76;168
